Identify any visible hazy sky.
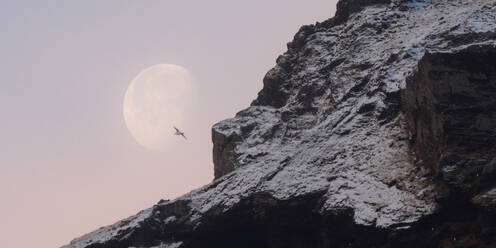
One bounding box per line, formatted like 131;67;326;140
0;1;337;247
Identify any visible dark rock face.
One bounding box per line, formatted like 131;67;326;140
64;0;496;247
333;0;392;25
403;46;496;197
211;127;241;179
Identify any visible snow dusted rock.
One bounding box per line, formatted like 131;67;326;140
64;0;496;247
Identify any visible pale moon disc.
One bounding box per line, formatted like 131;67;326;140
123;64;194;150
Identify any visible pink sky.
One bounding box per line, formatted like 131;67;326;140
0;1;337;247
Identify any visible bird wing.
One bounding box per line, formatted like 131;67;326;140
174;126;180;132
181;133;187;140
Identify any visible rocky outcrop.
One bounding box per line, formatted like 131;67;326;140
403;45;496;196
64;0;496;247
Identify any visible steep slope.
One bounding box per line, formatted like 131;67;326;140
64;0;496;247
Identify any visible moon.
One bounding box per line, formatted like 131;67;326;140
123;64;194;150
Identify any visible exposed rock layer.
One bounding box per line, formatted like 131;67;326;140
64;0;496;247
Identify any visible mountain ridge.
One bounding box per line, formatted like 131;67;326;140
64;0;496;247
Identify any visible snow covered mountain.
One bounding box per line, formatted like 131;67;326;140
64;0;496;247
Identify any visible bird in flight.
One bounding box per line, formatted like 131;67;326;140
173;126;187;140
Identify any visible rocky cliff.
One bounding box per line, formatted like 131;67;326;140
64;0;496;247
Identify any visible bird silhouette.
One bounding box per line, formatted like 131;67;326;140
173;126;187;140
